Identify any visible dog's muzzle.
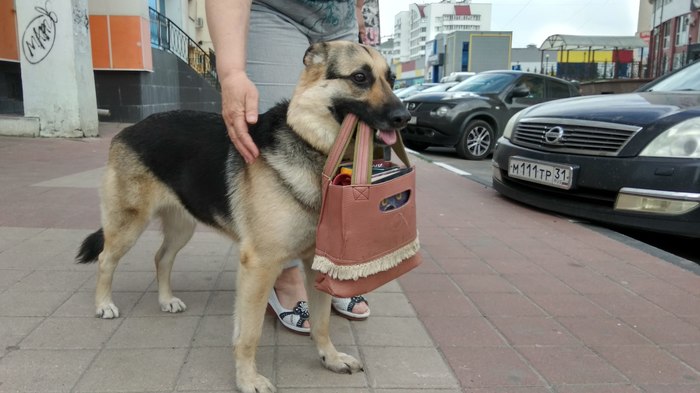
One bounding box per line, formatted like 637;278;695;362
388;107;411;129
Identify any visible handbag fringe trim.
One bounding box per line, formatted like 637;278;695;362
312;237;420;280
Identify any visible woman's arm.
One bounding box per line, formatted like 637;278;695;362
206;0;260;163
355;0;367;44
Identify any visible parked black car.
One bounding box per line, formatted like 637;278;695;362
492;60;700;238
402;71;580;159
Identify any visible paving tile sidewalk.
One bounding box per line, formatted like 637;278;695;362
0;122;698;393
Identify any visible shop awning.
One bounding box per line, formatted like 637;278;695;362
540;34;646;51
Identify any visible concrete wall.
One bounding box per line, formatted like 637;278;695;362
579;78;652;95
88;0;148;17
443;31;512;74
468;33;511;72
94;47;220;123
16;0;98;137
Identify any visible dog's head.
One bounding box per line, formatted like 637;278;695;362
288;41;411;153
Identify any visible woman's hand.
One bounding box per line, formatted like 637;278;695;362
220;70;260;163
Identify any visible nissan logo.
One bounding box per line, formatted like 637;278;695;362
544;126;565;145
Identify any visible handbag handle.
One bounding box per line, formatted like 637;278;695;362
351;121;374;184
322;113;359;181
352;122;419;184
323;114;413;184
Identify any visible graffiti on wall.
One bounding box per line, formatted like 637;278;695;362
22;2;58;64
73;5;89;30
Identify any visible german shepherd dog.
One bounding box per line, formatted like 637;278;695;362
76;41;410;393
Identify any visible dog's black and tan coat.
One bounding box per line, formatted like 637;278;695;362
76;41;410;393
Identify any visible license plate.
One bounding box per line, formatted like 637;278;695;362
408;116;417;125
508;157;574;190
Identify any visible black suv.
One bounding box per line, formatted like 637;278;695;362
402;71;580;159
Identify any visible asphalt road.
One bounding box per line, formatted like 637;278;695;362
411;146;700;269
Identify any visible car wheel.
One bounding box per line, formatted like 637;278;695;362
404;141;431;151
456;119;494;160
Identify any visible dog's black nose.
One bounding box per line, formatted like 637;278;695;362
389;108;411;129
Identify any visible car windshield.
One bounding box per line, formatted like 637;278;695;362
642;61;700;92
448;73;518;94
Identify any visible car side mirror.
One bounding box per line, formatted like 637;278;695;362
510;85;530;98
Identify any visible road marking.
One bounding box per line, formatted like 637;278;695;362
433;162;472;176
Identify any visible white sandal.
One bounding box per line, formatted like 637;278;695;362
332;295;370;320
268;289;310;335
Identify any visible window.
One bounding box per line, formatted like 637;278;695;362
443;24;480;31
461;42;469;71
547;80;572;99
676;15;689;46
643;59;700;91
663;20;671;48
518;76;544;99
673;52;686;70
450;73;518;94
440;14;482;22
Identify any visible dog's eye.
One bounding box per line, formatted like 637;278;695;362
352;72;368;84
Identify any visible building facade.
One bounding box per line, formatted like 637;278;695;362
378;38;397;65
393;11;412;62
393;0;492;62
648;0;700;78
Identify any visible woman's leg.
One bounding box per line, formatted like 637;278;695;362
247;7;308;112
247;8;312;324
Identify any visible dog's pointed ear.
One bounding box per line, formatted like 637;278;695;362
303;42;329;66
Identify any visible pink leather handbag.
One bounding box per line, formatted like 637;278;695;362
313;113;422;297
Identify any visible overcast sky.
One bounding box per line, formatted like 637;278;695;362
378;0;641;48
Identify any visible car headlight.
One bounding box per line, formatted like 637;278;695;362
431;104;454;117
640;117;700;158
502;108;529;140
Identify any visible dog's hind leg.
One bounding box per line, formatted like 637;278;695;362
232;243;283;393
301;255;364;374
96;211;150;319
155;207;196;313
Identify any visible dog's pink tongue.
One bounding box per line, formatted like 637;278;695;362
378;129;397;145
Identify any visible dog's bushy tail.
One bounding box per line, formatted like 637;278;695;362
76;228;104;264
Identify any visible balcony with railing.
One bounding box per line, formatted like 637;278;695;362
149;7;219;90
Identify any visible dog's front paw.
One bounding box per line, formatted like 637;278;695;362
321;352;364;374
96;303;120;319
237;373;276;393
160;297;187;313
